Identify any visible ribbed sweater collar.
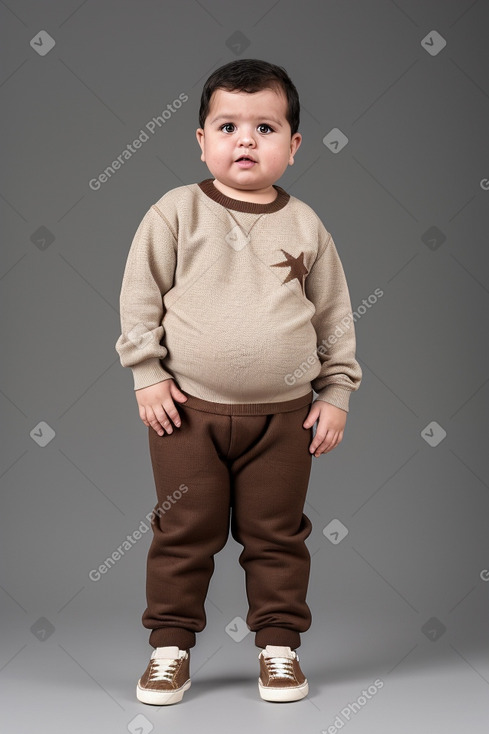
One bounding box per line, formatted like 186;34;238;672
198;178;290;214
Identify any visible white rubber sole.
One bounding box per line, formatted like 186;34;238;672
136;679;191;705
258;678;309;702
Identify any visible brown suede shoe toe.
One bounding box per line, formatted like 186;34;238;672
137;646;191;705
258;645;309;702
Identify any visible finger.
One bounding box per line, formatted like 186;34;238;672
162;401;183;428
146;406;173;436
154;404;180;430
311;429;336;455
316;430;343;456
314;440;330;456
155;415;174;435
303;409;319;428
309;427;329;453
170;382;188;402
138;408;151;429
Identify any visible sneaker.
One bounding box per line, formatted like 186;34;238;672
258;645;309;702
136;646;191;705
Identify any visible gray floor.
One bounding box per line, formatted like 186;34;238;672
2;530;488;733
2;644;487;734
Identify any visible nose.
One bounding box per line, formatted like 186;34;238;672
238;128;256;147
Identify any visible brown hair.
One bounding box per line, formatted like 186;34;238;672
199;59;300;135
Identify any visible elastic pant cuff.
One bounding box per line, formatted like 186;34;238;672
149;627;196;650
255;627;301;650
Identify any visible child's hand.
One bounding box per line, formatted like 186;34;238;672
135;379;188;436
303;400;347;457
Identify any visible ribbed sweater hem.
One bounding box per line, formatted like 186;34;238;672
179;390;314;415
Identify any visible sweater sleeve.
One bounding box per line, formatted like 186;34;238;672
115;205;177;391
305;224;362;412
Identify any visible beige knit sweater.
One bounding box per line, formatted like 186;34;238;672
115;179;362;412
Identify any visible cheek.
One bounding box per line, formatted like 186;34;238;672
208;139;230;161
267;148;288;166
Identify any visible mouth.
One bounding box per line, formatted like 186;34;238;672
235;155;256;167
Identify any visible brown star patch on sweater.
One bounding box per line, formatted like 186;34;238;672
271;250;309;295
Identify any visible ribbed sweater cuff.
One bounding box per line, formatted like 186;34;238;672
315;385;353;412
132;358;174;391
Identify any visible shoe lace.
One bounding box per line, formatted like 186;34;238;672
150;658;179;682
265;656;295;680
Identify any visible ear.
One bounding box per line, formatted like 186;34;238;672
288;132;302;165
196;128;206;161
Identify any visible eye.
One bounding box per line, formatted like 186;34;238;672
220;123;235;133
257;124;274;134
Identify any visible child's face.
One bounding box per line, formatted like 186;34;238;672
196;87;301;200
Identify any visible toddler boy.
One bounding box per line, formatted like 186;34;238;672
115;58;362;704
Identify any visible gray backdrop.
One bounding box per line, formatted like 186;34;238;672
1;1;488;732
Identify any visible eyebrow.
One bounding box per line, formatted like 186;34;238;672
209;114;284;127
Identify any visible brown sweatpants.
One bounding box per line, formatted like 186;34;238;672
142;389;315;651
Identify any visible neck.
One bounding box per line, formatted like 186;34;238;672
211;179;278;205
